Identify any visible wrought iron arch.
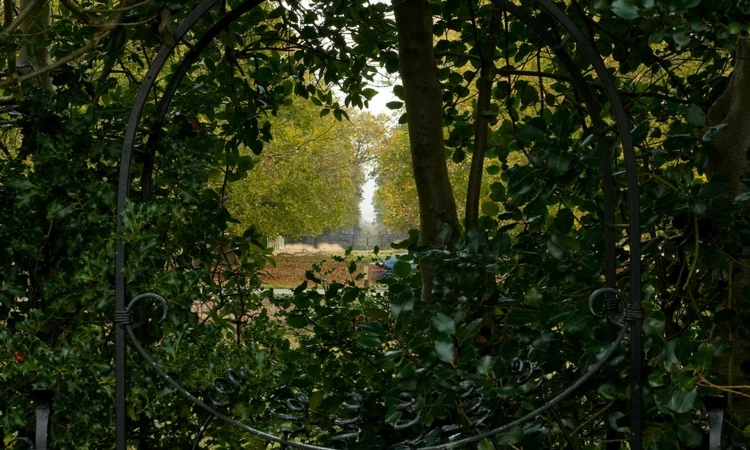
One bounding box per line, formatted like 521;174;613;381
115;1;642;449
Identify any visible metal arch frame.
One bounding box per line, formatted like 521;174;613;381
115;1;642;449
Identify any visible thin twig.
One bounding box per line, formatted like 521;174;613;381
682;216;700;290
570;400;615;437
0;37;99;88
696;372;750;399
83;0;151;13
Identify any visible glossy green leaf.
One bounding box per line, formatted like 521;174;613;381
667;388;697;414
691;343;714;370
393;260;413;278
432;312;456;334
434;334;455;364
611;0;640;19
685;104;706;126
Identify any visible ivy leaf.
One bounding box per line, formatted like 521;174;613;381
391;296;415;321
486;165;501;175
673;31;691;47
611;0;640;19
667;388;698;414
434;334;455;364
608;412;630;432
496;427;523;445
554;208;575;234
698;178;729;199
691;343;714;370
547;238;566;260
547;152;571;175
393;85;405;100
649;369;666;387
523;287;543;308
677;423;702;447
685;104;706;126
432;312;456;334
506;310;538;327
356;332;381;349
477;356;495;377
457;318;483;341
393;260;413;278
508;167;538;196
481;201;500;217
478;439;495;450
395;361;416;379
598;383;625;400
287;316;308;328
665;337;691;366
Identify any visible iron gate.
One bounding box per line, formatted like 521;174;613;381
111;0;641;449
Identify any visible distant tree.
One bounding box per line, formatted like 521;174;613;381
227;98;390;239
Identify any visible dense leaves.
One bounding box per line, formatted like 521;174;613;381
2;0;750;449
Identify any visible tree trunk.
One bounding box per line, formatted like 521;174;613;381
392;0;460;300
17;0;55;92
465;5;503;231
707;37;750;419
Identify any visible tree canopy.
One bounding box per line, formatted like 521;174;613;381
228;98;388;238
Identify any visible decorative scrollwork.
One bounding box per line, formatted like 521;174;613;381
438;380;494;445
123;294;335;450
460;382;492;430
331;392;365;447
588;287;645;328
192;368;250;449
208;368;249;407
511;359;545;392
119;292;169;328
278;393;310;437
390;392;426;449
393;392;421;431
510;359;578;450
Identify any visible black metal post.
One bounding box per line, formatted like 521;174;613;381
705;395;728;450
31;389;53;450
8;389;53;450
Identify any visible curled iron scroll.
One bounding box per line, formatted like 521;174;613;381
192;368;250;449
331;392;365;447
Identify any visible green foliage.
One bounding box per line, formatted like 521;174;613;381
227;98;387;238
2;0;750;448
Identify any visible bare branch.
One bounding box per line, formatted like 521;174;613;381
58;0;98;26
0;37;99;88
5;0;43;35
83;0;151;14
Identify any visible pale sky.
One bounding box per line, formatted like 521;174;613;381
358;83;398;225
